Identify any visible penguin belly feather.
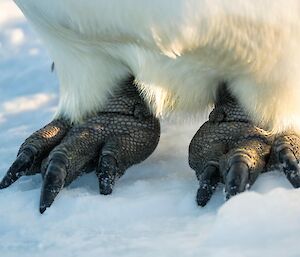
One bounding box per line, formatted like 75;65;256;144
13;0;300;132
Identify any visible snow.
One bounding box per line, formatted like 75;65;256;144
0;1;300;257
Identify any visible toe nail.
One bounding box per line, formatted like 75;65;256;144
39;206;47;214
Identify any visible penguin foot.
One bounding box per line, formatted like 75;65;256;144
188;84;291;206
1;77;160;213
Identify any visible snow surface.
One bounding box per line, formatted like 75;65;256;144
0;1;300;257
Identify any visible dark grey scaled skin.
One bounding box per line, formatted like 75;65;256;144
0;119;71;188
269;133;300;188
0;77;160;213
189;84;300;206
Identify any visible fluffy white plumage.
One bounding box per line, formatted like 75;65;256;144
13;0;300;133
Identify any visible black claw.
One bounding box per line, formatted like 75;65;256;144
196;165;220;206
0;149;34;189
39;206;47;214
97;155;118;195
279;148;300;188
39;157;67;213
225;162;249;199
197;181;215;206
99;175;114;195
39;185;62;214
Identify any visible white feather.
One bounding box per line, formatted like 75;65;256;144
13;0;300;132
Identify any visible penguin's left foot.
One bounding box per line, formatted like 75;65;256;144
189;84;300;206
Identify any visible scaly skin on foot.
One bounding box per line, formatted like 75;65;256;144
268;133;300;188
0;119;71;188
0;77;160;213
189;84;300;206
